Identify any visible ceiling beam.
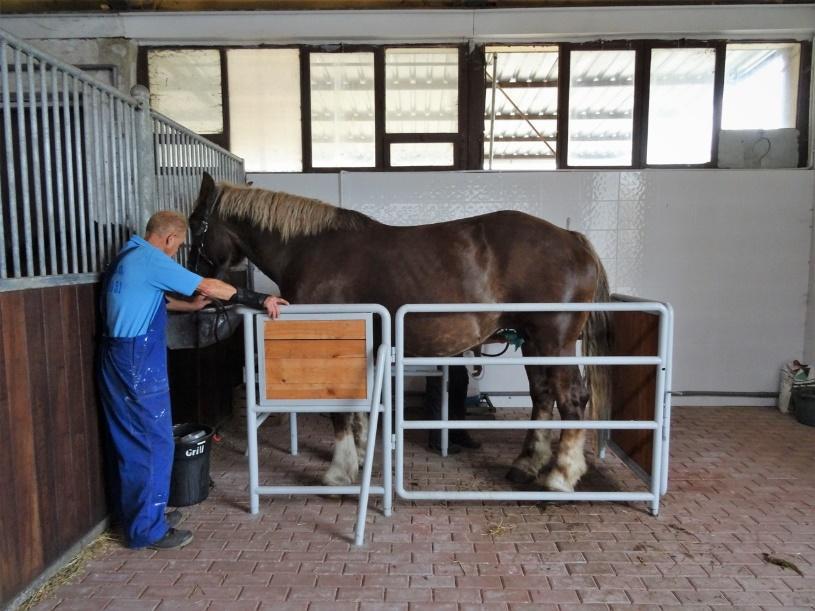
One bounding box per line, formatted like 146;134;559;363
2;0;812;12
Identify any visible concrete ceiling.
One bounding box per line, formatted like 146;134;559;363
2;0;810;12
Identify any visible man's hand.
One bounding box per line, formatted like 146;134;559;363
263;296;289;319
189;294;212;311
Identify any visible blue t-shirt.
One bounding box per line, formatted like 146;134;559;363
104;235;203;338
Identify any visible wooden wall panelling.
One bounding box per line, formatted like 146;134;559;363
76;283;107;525
610;310;659;475
22;288;59;566
0;285;107;607
0;290;44;601
0;292;19;603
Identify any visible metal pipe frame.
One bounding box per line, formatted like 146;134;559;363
241;303;393;531
394;301;673;516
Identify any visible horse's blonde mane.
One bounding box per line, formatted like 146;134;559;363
215;183;370;241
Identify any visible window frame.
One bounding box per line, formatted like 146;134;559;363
137;46;232;151
138;37;811;173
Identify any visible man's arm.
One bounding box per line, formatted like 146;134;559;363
166;294;211;312
196;278;289;319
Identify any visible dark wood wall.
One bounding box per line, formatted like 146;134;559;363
0;283;107;607
610;310;659;475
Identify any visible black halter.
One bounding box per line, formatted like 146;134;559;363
190;197;217;276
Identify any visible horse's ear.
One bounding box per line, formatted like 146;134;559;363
199;171;215;201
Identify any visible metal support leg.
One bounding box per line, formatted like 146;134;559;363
355;345;387;546
290;413;298;456
243;312;260;514
441;365;449;457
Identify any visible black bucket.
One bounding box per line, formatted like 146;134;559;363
169;423;214;507
791;389;815;427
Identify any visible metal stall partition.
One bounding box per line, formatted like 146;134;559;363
241;304;393;546
151;113;244;267
394;302;674;516
0;27;246;290
1;28;143;290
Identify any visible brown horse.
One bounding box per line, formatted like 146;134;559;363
189;172;611;493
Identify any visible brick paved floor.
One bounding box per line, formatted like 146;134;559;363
29;405;815;610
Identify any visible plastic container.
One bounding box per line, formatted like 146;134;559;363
169;423;214;507
791;389;815;427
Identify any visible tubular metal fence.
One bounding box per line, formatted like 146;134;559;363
0;28;245;291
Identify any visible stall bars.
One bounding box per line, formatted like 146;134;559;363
394;301;674;516
0;26;244;290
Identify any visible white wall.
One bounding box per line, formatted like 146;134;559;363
249;169;814;404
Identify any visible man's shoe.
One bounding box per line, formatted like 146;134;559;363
148;528;193;550
165;509;184;528
428;432;462;455
451;430;481;450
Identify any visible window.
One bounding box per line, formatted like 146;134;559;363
227;49;302;172
147;49;223;135
483;45;558;170
385;47;459;168
722;42;801;130
567;49;636;167
646;47;716;165
140;39;809;171
309;52;376;168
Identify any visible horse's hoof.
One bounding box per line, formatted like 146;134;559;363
322;468;353;487
544;469;574;493
506;466;537;485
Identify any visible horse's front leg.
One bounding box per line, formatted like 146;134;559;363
323;413;359;486
352;412;369;468
543;364;590;492
507;352;555;485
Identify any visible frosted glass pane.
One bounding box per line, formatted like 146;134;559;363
310;53;375;168
390;142;454;167
227;49;302;172
386;48;458;134
722;43;800;130
568;50;635;167
647;48;715;165
148;49;223;134
483;46;559;170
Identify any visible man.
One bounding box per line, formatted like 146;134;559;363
98;210;288;550
424;365;481;453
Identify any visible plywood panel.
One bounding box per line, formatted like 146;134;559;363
264;319;365;340
610;310;659;475
265;338;365;359
265;383;369;400
265;357;367;399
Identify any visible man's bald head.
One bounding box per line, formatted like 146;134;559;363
145;211;188;238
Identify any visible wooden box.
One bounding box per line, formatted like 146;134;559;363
262;318;369;401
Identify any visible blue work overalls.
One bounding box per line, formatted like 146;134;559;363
98;247;174;548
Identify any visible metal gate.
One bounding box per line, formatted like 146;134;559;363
393;301;674;516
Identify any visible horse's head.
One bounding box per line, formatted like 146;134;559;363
188;172;242;277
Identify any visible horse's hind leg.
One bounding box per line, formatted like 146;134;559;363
323;414;359;486
507;343;555;485
544;364;590;492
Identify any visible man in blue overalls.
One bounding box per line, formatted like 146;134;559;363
99;210;287;550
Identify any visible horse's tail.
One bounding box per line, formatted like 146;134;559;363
574;233;613;432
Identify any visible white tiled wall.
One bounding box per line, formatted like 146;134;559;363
249;169;814;404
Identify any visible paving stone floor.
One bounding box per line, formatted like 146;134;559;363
28;405;815;610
